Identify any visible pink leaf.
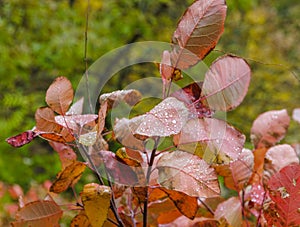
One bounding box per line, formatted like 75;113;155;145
6;130;38;148
215;197;242;227
55;114;98;131
45;76;74;115
265;164;300;226
171;0;227;69
156;150;220;197
202;55;251;111
66;97;84;115
174;118;245;164
134;97;189;137
250;109;290;149
49;142;77;169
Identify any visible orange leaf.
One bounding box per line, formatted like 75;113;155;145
11;200;62;227
159;187;198;219
50;161;86;193
35;107;62;133
46;76;74;115
81;183;111;227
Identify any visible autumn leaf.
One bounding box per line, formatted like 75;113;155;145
35;107;62;133
152;187;198;219
134;97;189;137
264;144;299;182
70;210;91;227
55;114;98;132
99;89;142;110
49;142;77;169
6;130;38;148
250;109;290;149
171;0;227;69
80;183;111;227
215;197;242;227
202;55;251;111
174;118;245;164
156;150;220;197
50;161;86;193
11;200;62;227
265;164;300;226
66;97;84;115
45;76;74;115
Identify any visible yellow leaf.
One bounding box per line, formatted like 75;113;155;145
50;161;86;193
81;183;111;227
71;210;91;227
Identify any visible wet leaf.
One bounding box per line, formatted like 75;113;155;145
171;0;227;68
264;144;299;182
113;117;145;151
250;109;290;149
50;161;86;193
6;130;38;148
165;216;219;227
55;114;98;131
249;147;268;185
202;55;251;111
49;142;77;169
99;89;142;110
174;118;245;164
81;183;111;227
70;210;91;227
135;97;190;137
35;107;62;133
265;164;300;226
79;131;97;146
67;97;84;115
11;200;62;227
45;76;74;115
215;197;242;227
156;150;220;197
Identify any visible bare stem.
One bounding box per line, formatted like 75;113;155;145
143;138;160;227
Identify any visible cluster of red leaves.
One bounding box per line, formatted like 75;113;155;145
5;0;300;226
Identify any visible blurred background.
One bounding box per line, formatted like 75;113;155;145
0;0;299;224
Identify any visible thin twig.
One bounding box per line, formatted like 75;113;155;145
143;138;160;227
198;197;215;216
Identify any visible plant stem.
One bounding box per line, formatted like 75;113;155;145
143;138;160;227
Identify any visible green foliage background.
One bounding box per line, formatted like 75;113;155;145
0;0;299;217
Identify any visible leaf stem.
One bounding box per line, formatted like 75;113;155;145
143;138;160;227
198;197;214;216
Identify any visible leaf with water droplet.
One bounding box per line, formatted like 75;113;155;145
79;131;97;146
156;150;220;197
134;97;190;137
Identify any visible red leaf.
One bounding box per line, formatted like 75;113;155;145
202;55;251;111
265;164;300;226
292;108;300;124
174;118;245;164
98;101;108;134
171;82;214;118
45;76;74;115
171;0;227;69
264;144;299;182
134;97;189;137
250;109;290;149
156;150;220;197
215;197;242;227
6;130;38;147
